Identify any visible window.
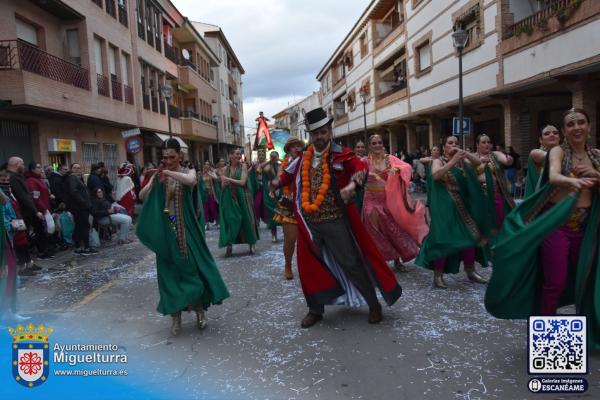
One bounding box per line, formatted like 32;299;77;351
82;143;101;174
108;45;118;80
375;4;403;47
120;52;130;84
16;18;38;46
66;29;81;65
412;0;425;9
220;79;224;96
136;0;145;39
344;50;353;70
94;37;104;74
359;32;368;58
346;90;356;112
414;33;432;77
102;143;118;183
453;2;483;53
334;93;346;119
375;47;407;100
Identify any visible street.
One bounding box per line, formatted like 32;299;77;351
9;222;600;400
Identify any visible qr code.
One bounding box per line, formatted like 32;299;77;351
528;316;587;374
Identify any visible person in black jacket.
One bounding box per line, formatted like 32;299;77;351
7;156;51;259
90;188;132;244
65;163;97;256
49;164;68;208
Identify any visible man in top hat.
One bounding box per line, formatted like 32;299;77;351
271;107;402;328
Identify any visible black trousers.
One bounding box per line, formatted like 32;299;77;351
306;219;379;314
24;215;46;255
71;209;90;249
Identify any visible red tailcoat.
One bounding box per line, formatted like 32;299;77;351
280;142;402;309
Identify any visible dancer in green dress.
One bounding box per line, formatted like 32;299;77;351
486;108;600;349
416;135;490;289
137;138;230;336
524;125;560;198
219;148;259;256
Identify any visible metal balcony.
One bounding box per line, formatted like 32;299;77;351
0;40;90;90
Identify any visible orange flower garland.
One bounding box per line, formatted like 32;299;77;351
301;145;330;213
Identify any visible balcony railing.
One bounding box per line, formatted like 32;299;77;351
503;0;572;39
164;40;179;64
111;79;123;101
118;4;128;27
106;0;116;18
151;96;158;112
181;110;199;119
142;94;150;110
0;40;90;90
168;105;180;118
123;84;133;104
97;73;109;96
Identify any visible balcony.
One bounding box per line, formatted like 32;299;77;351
168;104;180;118
500;0;600;54
164;40;179;65
181;110;199;119
159;100;165;115
180;115;218;142
151;96;158;112
142;94;150;110
0;39;90;90
97;73;109;96
111;79;123;101
123;84;133;104
177;64;217;96
118;3;128;27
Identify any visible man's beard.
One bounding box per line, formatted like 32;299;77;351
313;139;328;151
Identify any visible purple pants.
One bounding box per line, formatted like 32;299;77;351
494;192;504;228
254;188;266;223
203;194;219;224
540;225;584;315
433;247;476;273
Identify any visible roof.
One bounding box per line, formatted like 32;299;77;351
192;21;245;74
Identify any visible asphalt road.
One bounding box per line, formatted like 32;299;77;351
8;221;600;400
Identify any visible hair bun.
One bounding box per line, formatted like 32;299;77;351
163;137;181;151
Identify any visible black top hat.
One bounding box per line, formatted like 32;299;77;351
304;107;333;132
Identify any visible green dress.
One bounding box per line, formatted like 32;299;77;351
485;151;600;349
262;162;281;229
136;179;229;315
524;155;542;198
483;153;515;231
415;163;490;273
218;165;259;247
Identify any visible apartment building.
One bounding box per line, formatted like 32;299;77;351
317;0;600;155
272;91;321;143
0;0;225;177
193;22;245;159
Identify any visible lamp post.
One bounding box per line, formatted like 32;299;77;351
359;90;369;144
161;84;173;138
452;26;469;149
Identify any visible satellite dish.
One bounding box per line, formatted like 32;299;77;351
181;49;190;61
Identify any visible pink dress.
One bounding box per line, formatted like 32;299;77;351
362;157;419;261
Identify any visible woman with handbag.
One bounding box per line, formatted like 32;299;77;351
0;166;39;277
25;162;54;258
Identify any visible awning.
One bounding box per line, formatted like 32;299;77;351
154;133;189;149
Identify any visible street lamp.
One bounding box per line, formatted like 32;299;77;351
161;83;173;138
452;25;469;149
359;89;369;143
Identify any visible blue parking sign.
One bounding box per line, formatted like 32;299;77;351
453;117;471;135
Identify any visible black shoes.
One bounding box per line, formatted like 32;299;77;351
368;304;383;324
301;312;323;328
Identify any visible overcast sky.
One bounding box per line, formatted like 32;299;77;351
172;0;369;130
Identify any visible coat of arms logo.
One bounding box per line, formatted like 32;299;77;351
8;323;53;388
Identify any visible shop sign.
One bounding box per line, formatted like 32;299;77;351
125;137;142;154
48;139;76;152
121;127;141;138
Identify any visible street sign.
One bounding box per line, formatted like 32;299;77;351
125;137;142;154
452;117;471;135
121;127;141;138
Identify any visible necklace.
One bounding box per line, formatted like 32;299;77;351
573;152;586;162
301;145;330;213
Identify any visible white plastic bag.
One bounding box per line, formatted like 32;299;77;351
89;228;100;248
44;210;55;234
